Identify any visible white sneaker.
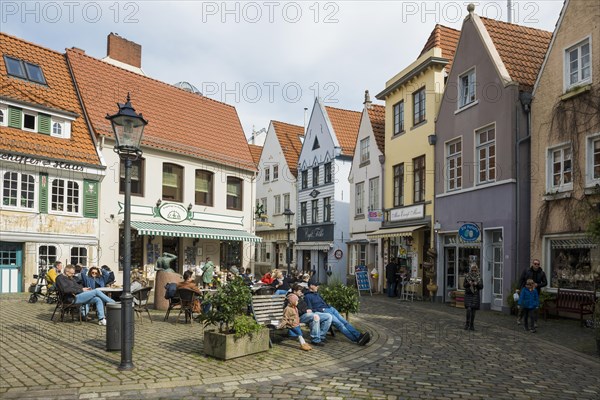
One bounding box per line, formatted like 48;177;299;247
98;318;107;326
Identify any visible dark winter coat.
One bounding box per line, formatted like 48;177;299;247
518;288;540;309
463;277;483;310
385;262;398;282
519;267;547;293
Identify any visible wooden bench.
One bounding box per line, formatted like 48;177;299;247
250;294;286;347
552;288;597;326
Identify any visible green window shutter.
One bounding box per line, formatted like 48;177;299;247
8;107;21;128
39;173;48;214
38;114;51;135
83;180;98;218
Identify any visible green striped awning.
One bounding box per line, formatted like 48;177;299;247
131;221;262;243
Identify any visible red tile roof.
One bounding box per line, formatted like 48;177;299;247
248;144;263;167
480;17;552;90
367;105;386;154
66;48;256;171
418;24;461;71
324;106;362;156
0;33;101;166
272;120;304;178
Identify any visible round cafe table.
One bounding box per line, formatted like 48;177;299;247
97;287;123;301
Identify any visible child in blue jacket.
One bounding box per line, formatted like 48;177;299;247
518;278;540;333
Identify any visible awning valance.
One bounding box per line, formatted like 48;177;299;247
131;221;262;243
367;225;427;239
294;242;332;251
550;238;598;249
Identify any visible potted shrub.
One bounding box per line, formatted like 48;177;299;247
198;276;269;360
320;281;359;321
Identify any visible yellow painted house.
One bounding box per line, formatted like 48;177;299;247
373;25;459;297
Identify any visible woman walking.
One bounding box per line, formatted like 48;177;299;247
463;263;483;331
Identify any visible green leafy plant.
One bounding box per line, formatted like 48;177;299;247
198;276;253;334
506;282;520;313
320;281;359;320
538;290;556;310
232;314;262;338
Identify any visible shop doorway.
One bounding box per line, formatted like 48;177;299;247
490;231;503;311
302;250;311;272
0;242;22;293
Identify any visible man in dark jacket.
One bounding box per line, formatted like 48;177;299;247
517;259;547;326
385;258;399;297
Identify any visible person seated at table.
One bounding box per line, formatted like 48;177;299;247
297;273;310;288
56;264;115;325
290;284;332;346
261;269;278;285
177;270;201;313
273;271;288;295
304;282;371;346
81;266;113;289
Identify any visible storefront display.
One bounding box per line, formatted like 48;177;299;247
548;237;599;290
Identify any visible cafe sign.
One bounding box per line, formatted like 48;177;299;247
390;204;424;222
297;223;334;242
158;203;189;223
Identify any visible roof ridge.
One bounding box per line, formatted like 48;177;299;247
0;32;65;57
324;105;361;114
272;120;303;129
478;15;552;34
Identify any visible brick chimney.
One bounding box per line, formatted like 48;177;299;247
106;33;141;68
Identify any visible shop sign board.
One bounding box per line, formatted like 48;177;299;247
297;223;334;242
458;223;480;242
390;204;424;222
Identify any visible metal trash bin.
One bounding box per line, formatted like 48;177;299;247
106;302;135;351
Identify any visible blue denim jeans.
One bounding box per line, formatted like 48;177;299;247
324;307;361;342
288;325;303;338
274;289;288;296
75;289;115;320
300;311;332;343
387;280;397;297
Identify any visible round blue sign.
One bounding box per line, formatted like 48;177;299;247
458;223;480;242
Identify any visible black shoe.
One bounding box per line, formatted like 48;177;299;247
311;341;325;347
358;332;371;346
469;326;474;331
464;323;469;330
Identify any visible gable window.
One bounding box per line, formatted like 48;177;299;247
355;182;364;216
51;178;79;213
393;163;404;207
548;144;572;191
226;177;243;210
283;193;290;210
301;170;308;189
274;194;281;214
273;165;279;180
360;137;370;164
2;171;34;209
3;55;47;85
312;137;320;150
586;135;600;186
195;169;213;206
413;156;425;203
38;245;57;268
446;139;462;191
52;121;62;136
260;197;268;215
413;87;426;125
311;199;319;223
23;112;36;132
323;197;331;222
477;125;496;184
368;177;379;211
264;167;270;182
459;68;476;108
565;38;591;89
162;163;183;202
393;101;404;135
71;247;88;266
0;107;6;126
312;166;319;187
120;159;144;196
300;202;307;225
324;162;332;183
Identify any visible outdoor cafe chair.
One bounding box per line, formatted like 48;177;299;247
132;286;153;324
51;288;82;324
175;288;199;324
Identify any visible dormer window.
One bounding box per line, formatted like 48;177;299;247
2;104;72;138
22;111;37;132
3;55;47;85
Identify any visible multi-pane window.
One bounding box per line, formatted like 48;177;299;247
283;193;290;210
261;197;268;215
38;245;57;268
300;202;307;225
360;137;370;164
273;165;279;180
195;169;213;206
51;179;79;213
476;126;496;184
446;139;462;191
324;162;332;183
264;167;270;182
71;247;88;266
52;121;62;135
312;166;319;187
258;242;267;263
226;177;243;210
393;163;404;207
323;197;331;222
549;145;572;190
587;136;600;184
311;199;319;223
566;38;591;88
162;163;183;202
355;182;364;215
393;101;404;135
413;87;426;125
3;55;47;84
459;68;476;108
120;159;144;196
301;170;308;189
368;177;379;211
274;194;281;214
2;171;34;208
413;156;425;203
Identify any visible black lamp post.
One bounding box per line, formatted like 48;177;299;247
106;93;147;371
283;208;295;276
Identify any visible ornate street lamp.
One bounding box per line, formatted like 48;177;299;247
106;93;147;371
283;208;295;276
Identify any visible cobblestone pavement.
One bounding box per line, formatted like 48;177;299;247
0;293;598;399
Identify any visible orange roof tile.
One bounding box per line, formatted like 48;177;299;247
367;105;385;154
0;33;101;167
418;24;461;71
66;48;256;171
480;17;552;90
272;120;304;178
324;106;362;157
248;144;263;167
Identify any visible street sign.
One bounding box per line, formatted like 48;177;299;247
458;223;480;242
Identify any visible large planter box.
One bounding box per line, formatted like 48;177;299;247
203;328;270;360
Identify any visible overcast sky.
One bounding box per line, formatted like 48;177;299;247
2;0;563;139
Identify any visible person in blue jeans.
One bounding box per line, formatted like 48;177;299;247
290;284;332;346
56;264;115;325
304;282;371;346
518;278;540;333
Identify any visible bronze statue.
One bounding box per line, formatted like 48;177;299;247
155;252;178;273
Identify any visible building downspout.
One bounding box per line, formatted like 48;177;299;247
378;154;385;293
516;91;532;280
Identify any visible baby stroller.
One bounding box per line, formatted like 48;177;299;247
28;266;58;304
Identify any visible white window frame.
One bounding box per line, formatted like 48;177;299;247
274;194;281;214
311;199;319;224
273;164;279;181
50;178;81;215
586;133;600;187
564;36;592;91
547;143;573;192
261;197;268;215
1;170;36;210
393;101;404;135
446;138;462;192
476;124;496;184
458;67;476;108
360;137;370;164
283;193;290;210
50;117;71;139
0;106;7;127
368;177;379;211
70;246;88;266
264;167;270;182
22;110;37;132
355;181;364;216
